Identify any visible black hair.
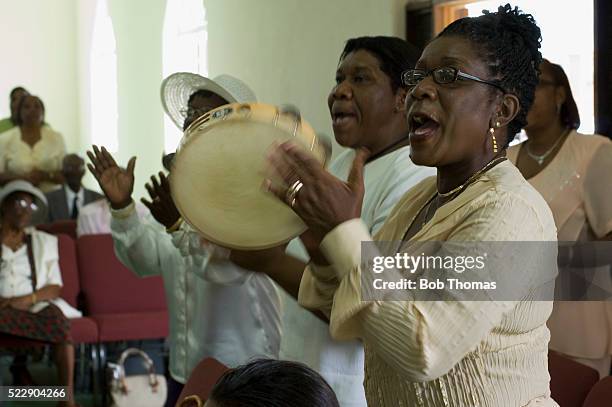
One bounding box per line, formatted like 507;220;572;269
541;59;580;129
438;3;542;144
14;95;45;126
187;89;226;106
340;36;422;92
9;86;27;99
209;359;339;407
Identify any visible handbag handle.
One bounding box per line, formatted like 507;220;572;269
116;348;160;394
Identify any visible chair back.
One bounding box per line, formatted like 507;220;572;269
583;376;612;407
548;351;599;407
37;219;77;240
76;234;166;314
57;234;80;308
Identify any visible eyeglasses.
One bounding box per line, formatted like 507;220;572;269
179;106;215;118
14;199;39;211
402;67;507;94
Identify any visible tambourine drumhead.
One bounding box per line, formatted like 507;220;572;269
170;103;327;250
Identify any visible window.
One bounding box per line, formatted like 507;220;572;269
434;0;595;137
90;0;119;151
162;0;208;152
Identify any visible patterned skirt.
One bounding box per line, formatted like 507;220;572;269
0;303;72;350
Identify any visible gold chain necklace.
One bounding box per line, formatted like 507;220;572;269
437;156;507;198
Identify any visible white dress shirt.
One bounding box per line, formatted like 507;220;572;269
281;146;436;406
64;186;85;215
111;203;282;384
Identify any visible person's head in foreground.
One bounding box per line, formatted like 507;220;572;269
0;180;46;230
524;58;580;135
404;3;541;171
160;72;257;131
204;359;339;407
329;36;421;155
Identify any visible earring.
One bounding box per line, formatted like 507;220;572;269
489;121;500;153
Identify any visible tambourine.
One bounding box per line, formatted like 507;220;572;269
170;103;329;250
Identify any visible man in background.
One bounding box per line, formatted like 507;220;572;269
45;154;103;223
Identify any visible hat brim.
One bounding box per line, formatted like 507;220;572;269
0;180;48;213
161;73;238;130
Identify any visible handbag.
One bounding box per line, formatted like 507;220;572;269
108;348;167;407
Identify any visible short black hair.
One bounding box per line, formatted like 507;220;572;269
9;86;27;99
438;3;542;144
209;359;339;407
542;59;580;130
340;36;421;92
14;95;45;126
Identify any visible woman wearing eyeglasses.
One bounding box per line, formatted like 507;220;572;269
235;5;558;406
508;60;612;378
0;180;80;407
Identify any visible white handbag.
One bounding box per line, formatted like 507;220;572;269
108;348;167;407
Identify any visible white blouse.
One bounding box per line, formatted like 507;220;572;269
0;126;66;192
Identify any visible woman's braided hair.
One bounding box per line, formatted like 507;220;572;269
438;3;542;144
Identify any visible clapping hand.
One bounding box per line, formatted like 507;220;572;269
265;142;369;241
141;172;181;229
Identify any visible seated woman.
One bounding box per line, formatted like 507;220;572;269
0;180;78;407
0;95;65;192
194;359;339;407
235;5;559;406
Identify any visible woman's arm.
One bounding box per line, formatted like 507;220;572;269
8;285;62;311
300;196;556;382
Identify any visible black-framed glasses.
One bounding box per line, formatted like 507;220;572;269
402;67;507;94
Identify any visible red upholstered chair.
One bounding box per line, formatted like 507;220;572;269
57;234;99;344
37;219;78;240
176;358;229;407
548;351;599;407
583;376;612;407
76;234;168;343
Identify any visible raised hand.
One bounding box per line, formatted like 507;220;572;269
141;172;181;229
86;145;136;209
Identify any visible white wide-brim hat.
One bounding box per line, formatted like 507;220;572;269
0;180;48;212
161;72;257;129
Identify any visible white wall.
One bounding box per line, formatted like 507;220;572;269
204;0;401;156
3;0;410;196
0;0;80;152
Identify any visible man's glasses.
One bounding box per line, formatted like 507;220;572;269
179;106;214;118
402;67;507;94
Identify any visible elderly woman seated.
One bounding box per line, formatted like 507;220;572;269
0;180;80;407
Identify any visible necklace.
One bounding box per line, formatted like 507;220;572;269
366;136;410;163
526;129;569;165
437;156;507;198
